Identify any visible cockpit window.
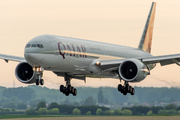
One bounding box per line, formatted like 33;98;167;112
31;44;37;47
26;44;31;48
26;44;43;48
37;44;44;48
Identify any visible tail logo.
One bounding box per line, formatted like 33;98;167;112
138;2;156;53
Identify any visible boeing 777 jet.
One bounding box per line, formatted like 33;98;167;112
1;2;180;96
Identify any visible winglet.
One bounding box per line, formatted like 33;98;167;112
138;2;156;53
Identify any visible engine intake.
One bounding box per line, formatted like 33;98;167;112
119;59;149;82
15;62;36;84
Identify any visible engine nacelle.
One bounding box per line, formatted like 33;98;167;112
118;59;149;82
15;62;36;84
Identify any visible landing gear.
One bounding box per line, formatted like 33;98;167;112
36;79;44;86
34;66;44;86
36;78;44;86
36;79;39;86
60;85;77;96
59;73;77;96
118;81;135;95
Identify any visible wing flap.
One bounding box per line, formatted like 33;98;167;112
0;54;25;62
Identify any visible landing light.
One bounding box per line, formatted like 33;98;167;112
96;61;100;66
33;66;42;72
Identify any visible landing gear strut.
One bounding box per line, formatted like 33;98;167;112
118;81;135;95
33;66;44;86
59;73;77;96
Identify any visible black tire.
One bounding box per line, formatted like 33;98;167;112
67;85;71;93
131;88;135;95
65;92;69;96
129;86;132;93
40;79;44;85
71;86;75;94
73;89;77;96
126;84;130;91
36;79;39;86
123;92;127;95
118;84;122;92
121;86;125;93
60;85;64;92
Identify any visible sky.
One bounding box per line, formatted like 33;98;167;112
0;0;180;89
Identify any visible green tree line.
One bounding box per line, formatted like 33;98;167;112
123;104;180;115
26;101;131;115
0;108;25;115
1;100;180;116
25;101;180;116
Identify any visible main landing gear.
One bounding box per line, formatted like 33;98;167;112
118;81;135;95
34;66;44;86
59;73;77;96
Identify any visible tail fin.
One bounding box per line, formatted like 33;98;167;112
138;2;156;53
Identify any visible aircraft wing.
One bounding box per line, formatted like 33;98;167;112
0;54;25;63
142;54;180;66
96;54;180;71
97;59;124;72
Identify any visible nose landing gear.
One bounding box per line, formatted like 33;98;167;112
33;66;44;86
36;78;44;86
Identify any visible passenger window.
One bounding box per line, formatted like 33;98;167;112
26;44;31;48
31;44;36;47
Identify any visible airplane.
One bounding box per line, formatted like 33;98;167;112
1;2;180;96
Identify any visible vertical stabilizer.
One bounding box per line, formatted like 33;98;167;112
138;2;156;53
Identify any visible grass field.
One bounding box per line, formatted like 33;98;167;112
1;115;180;120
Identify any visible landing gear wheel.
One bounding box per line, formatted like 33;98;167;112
118;84;122;92
40;79;44;85
73;89;77;96
36;79;39;86
65;92;69;96
131;88;135;95
121;86;125;93
71;87;75;94
67;85;72;93
60;85;65;92
129;86;132;93
123;92;127;95
126;84;130;92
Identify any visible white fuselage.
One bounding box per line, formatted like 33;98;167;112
24;34;153;79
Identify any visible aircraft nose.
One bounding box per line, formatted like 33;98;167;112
24;43;45;65
24;53;44;66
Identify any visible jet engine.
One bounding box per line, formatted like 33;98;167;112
118;59;149;82
15;62;36;84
